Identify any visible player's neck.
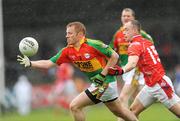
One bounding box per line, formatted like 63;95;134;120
73;42;81;51
74;36;86;51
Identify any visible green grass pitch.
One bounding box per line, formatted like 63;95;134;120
0;103;179;121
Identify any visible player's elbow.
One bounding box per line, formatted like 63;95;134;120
43;65;52;69
43;60;56;69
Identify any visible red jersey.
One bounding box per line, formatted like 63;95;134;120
128;35;165;87
110;27;153;66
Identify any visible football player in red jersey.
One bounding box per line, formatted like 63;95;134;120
108;20;180;118
17;22;138;121
109;8;153;121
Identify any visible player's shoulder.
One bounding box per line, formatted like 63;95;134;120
86;38;103;43
140;30;150;38
144;38;154;46
61;46;68;50
129;41;141;48
50;47;68;61
115;28;124;36
86;38;103;45
140;30;147;34
58;47;70;54
140;29;153;42
86;38;108;49
128;41;143;54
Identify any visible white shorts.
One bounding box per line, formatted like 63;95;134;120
122;67;145;85
137;75;180;109
87;81;118;103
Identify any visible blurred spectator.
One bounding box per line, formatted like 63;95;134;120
13;75;32;116
174;64;180;96
48;63;78;110
74;76;89;93
1;88;16;114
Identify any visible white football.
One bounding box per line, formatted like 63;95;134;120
19;37;39;57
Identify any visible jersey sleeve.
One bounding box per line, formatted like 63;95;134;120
87;39;114;58
140;30;154;43
109;39;114;49
128;42;143;57
50;47;70;65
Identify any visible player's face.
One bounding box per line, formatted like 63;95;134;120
121;11;134;25
66;26;79;45
123;22;135;42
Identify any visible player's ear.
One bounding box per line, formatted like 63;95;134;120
77;31;84;37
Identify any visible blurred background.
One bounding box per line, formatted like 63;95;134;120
0;0;180;121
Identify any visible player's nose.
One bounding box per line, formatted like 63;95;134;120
66;34;69;38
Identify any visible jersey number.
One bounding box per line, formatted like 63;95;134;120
147;46;160;64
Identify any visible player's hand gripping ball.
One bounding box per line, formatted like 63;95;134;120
19;37;39;57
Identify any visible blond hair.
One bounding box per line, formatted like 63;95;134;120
66;21;86;35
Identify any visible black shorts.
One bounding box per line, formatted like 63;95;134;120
85;89;118;104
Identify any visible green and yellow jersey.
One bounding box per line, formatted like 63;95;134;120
50;38;116;83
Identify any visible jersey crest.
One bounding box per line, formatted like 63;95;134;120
84;53;90;59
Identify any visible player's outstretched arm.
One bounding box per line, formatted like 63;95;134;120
31;60;56;69
17;55;56;69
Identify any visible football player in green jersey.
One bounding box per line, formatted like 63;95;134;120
17;21;138;121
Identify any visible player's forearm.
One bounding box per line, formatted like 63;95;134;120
123;56;139;73
31;60;56;69
101;52;119;76
123;62;136;73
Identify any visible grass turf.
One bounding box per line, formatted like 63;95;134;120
0;103;179;121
